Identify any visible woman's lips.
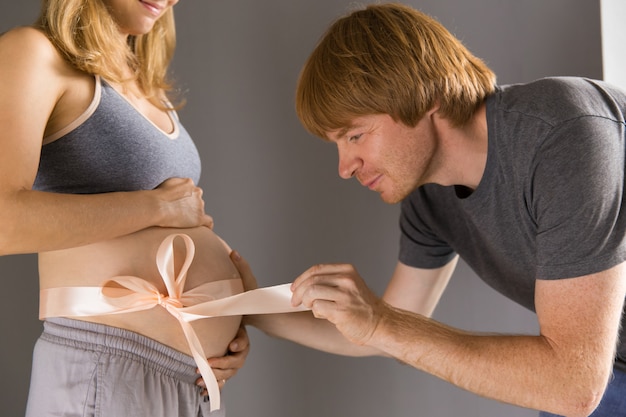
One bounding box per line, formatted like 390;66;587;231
139;0;163;16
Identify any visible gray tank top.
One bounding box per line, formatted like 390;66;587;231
33;77;201;193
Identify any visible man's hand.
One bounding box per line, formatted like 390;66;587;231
290;263;384;346
154;178;214;229
196;326;250;394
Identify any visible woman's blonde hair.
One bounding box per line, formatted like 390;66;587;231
295;3;496;139
37;0;179;108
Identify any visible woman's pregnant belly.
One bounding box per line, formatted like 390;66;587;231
38;226;243;358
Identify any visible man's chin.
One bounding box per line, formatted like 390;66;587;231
378;190;404;205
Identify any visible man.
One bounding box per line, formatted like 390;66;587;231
236;3;626;416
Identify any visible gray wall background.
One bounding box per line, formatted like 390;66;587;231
0;1;602;416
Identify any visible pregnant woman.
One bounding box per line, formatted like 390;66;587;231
0;0;248;415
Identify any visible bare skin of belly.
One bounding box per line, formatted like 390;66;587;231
38;226;243;358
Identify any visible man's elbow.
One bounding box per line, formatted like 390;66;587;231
558;395;601;417
552;374;608;417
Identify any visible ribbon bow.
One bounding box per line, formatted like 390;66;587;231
40;233;309;411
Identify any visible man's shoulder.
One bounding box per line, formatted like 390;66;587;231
491;77;625;126
500;76;604;93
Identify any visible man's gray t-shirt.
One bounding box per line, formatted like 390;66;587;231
399;77;626;360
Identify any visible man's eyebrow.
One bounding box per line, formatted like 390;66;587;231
334;123;361;140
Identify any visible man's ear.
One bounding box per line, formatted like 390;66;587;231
428;100;441;116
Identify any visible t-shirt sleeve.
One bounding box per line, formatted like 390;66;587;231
398;187;457;269
533;116;626;279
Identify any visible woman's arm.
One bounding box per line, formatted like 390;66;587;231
0;28;211;255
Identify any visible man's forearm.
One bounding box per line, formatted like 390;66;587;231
369;304;611;417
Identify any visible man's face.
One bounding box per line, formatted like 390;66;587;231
326;113;438;204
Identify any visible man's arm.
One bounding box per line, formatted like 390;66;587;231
382;257;457;317
292;261;626;417
238;253;457;357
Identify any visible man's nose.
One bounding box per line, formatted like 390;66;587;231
337;148;359;179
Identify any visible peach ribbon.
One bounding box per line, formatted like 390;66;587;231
39;233;309;412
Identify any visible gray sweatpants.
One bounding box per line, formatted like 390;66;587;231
25;318;225;417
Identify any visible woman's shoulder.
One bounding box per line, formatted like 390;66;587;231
0;26;86;97
1;26;53;52
1;26;68;72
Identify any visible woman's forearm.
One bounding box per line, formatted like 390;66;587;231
0;189;158;254
0;178;210;255
246;311;385;357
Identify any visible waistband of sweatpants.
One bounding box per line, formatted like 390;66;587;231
42;317;201;384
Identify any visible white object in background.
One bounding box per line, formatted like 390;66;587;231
601;0;626;91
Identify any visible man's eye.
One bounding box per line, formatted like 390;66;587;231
349;134;362;142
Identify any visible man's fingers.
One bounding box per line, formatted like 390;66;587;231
291;263;355;290
291;271;356;306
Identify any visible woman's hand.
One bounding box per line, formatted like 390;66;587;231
196;325;250;394
230;250;259;291
154;178;214;229
194;251;258;394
